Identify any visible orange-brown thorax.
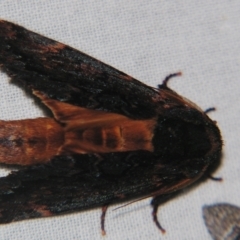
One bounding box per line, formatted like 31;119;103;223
0;94;156;165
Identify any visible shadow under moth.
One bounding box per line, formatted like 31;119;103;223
203;204;240;240
0;20;222;235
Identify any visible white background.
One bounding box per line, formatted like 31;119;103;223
0;1;239;239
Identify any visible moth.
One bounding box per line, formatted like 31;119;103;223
0;20;222;235
203;203;240;240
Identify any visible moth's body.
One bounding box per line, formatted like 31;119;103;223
0;20;222;234
0;90;219;169
0;110;155;165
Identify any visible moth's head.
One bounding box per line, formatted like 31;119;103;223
152;107;222;163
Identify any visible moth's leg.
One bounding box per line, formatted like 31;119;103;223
158;72;182;89
151;193;175;234
204;107;216;114
101;205;109;236
207;175;222;181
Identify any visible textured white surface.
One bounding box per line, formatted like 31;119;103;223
0;1;239;239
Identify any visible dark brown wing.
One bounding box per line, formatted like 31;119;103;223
0;152;193;223
0;20;161;119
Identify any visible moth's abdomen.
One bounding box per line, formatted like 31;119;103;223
0;118;64;165
0;114;156;165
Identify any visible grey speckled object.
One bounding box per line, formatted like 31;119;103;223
203;204;240;240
